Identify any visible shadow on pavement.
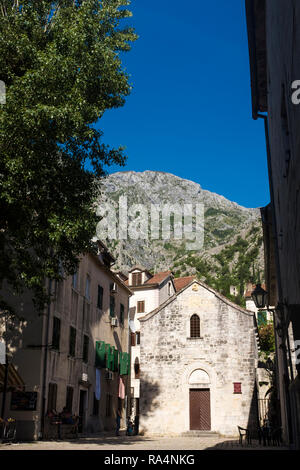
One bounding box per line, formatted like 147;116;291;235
205;439;287;450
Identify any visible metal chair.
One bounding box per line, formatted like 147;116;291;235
238;426;251;446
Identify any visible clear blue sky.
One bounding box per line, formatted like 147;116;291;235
97;0;269;209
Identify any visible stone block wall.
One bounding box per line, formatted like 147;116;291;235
139;282;258;436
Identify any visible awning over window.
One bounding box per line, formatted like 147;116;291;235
0;364;25;392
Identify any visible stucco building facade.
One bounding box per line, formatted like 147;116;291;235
245;0;300;448
124;267;176;422
0;242;132;440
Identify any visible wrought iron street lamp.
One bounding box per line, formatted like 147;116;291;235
251;284;268;309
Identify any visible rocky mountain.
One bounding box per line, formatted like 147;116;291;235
97;171;264;305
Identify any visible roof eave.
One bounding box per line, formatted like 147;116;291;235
245;0;268;119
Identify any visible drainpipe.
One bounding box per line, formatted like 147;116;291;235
40;278;52;439
257;113;294;445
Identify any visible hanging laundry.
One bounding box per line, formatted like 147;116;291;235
119;376;125;399
95;368;101;401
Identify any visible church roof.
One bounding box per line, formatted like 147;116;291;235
140;278;255;323
174;276;196;292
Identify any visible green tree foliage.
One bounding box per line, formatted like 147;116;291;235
258;323;275;354
172;231;263;307
0;0;137;311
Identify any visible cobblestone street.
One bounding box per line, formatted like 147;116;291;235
0;432;288;451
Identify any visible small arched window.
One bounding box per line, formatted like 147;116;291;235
134;358;140;378
190;314;200;338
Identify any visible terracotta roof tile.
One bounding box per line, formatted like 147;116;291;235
145;271;172;285
174;276;196;292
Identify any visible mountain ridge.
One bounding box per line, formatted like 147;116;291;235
97;170;264;305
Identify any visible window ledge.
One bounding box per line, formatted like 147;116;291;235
187;337;203;340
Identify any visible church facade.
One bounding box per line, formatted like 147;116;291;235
139;279;259;436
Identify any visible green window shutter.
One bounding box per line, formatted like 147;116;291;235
119;352;124;375
258;311;267;327
105;344;114;370
95;341;106;368
120;352;130;376
127;353;130;375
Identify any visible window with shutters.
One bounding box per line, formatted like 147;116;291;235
120;303;125;325
72;271;78;290
47;383;57;412
95;341;106;368
69;327;76;357
132;272;142;286
82;335;89;363
110;295;115;317
52;317;61;350
66;386;73;413
85;275;90;300
137;301;145;313
136;332;140;345
97;285;103;309
233;383;242;394
131;332;136;347
257;311;267;327
134;358;140;379
281;84;292;178
93;394;99;416
106;394;112;417
190;314;200;338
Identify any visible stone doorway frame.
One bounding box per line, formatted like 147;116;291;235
182;362;216;433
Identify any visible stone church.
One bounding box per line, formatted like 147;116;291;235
139;278;259;436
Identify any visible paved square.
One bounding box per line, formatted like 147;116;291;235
0;433;288;451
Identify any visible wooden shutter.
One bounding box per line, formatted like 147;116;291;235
120;303;125;324
82;335;89;363
110;295;115;317
233;382;242;394
137;301;145;313
47;383;57;412
132;273;142;286
131;332;136;346
97;285;103;309
69;327;76;357
66;386;73;413
52;317;61;350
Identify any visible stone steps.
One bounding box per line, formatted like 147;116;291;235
181;431;220;438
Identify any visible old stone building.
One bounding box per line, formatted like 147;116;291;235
245;0;300;448
0;242;132;440
124;267;176;422
139;278;259;436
